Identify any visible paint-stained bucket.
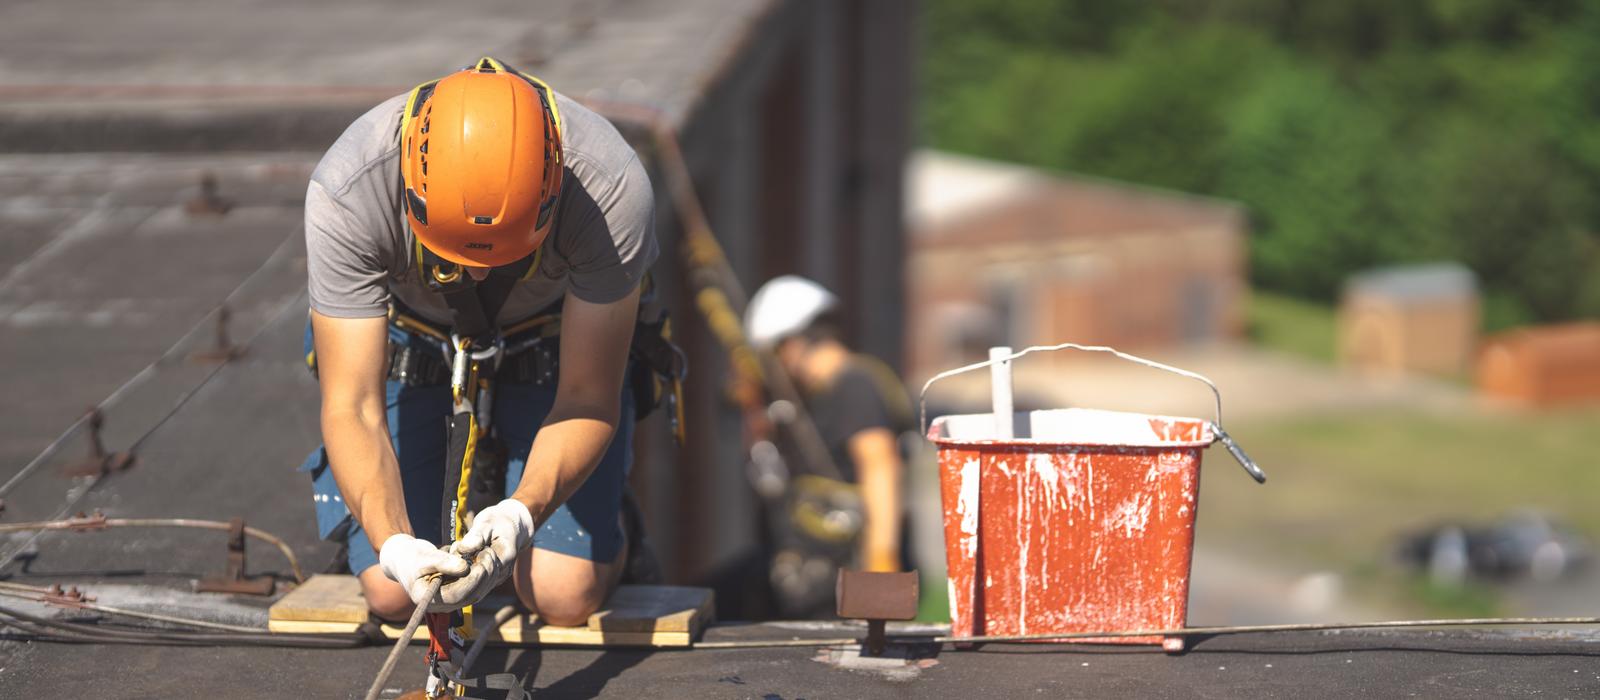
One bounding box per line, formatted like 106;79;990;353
921;344;1265;652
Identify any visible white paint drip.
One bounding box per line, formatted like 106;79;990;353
1061;454;1083;529
1028;452;1062;505
1086;460;1095;512
1106;493;1154;538
1018;476;1030;633
957;458;980;558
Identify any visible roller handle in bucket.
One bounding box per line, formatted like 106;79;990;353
918;343;1267;484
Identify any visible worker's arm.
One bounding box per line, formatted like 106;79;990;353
511;285;641;523
315;310;473;605
312;311;410;546
453;286;641;588
850;427;904;572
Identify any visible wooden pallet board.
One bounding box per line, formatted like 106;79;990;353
267;576;714;648
268;574;367;624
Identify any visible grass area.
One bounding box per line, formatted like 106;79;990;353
1197;405;1600;613
1246;291;1338;364
916;570;950;622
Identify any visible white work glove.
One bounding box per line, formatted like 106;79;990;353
449;498;536;605
378;533;473;612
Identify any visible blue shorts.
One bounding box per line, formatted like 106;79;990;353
299;322;633;575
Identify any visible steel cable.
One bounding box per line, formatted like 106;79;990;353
0;581;264;633
688;616;1600;650
0;517;306;583
0;602;367;649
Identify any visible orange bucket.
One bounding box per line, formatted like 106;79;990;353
921;344;1265;652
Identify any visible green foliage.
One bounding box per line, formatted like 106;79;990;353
922;0;1600;323
1406;577;1503;618
1246;291;1338;364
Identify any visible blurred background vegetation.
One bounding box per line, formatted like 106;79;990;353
921;0;1600;332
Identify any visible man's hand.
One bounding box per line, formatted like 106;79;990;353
378;534;472;611
449;498;536;605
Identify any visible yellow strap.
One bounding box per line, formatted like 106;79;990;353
389;305;451;343
452;411;479;641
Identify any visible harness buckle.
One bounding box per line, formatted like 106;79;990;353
449;333;505;411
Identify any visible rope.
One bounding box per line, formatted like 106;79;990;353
460;605;520;678
365;578;441;700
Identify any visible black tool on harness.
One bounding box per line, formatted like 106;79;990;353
418;246;537;345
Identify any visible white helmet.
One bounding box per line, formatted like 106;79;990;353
745;275;839;349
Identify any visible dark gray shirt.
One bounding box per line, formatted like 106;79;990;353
305;90;657;325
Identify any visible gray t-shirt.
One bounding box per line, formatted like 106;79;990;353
305;90;657;325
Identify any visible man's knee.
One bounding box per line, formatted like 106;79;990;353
359;566;414;623
514;550;611;627
528;586;604;628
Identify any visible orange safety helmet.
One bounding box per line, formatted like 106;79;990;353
399;57;565;269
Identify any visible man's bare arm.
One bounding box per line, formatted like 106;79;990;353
312;311;411;549
849;427;904;572
509;285;641;524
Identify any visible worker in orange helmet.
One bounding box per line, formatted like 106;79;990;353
299;58;666;626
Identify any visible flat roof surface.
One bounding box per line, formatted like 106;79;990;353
907;150;1245;241
3;153;1600;700
6;621;1600;698
0;0;779;151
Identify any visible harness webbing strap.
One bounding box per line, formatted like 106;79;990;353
418;245;538;342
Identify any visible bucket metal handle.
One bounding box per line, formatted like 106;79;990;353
918;343;1266;483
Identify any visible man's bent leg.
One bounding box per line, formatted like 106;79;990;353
360;565;416;623
497;377;635;627
513;537;626;627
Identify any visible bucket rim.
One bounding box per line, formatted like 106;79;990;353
927;406;1217;449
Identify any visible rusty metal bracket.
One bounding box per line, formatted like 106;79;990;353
60;409;137;478
195;517;275;596
189;305;247;363
64;510;109;532
836;570;919;657
41;584;96;610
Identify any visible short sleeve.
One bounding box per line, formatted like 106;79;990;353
830;368;896;440
560;153;659;304
305;180;391;318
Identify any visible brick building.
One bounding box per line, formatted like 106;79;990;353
1477;322;1600;406
1337;263;1480;378
904;151;1248;380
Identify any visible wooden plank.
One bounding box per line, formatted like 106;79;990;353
495;616;692;648
588;585;715;633
268;619;362;635
267;578;714;648
272;612;697;648
268;574;367;624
